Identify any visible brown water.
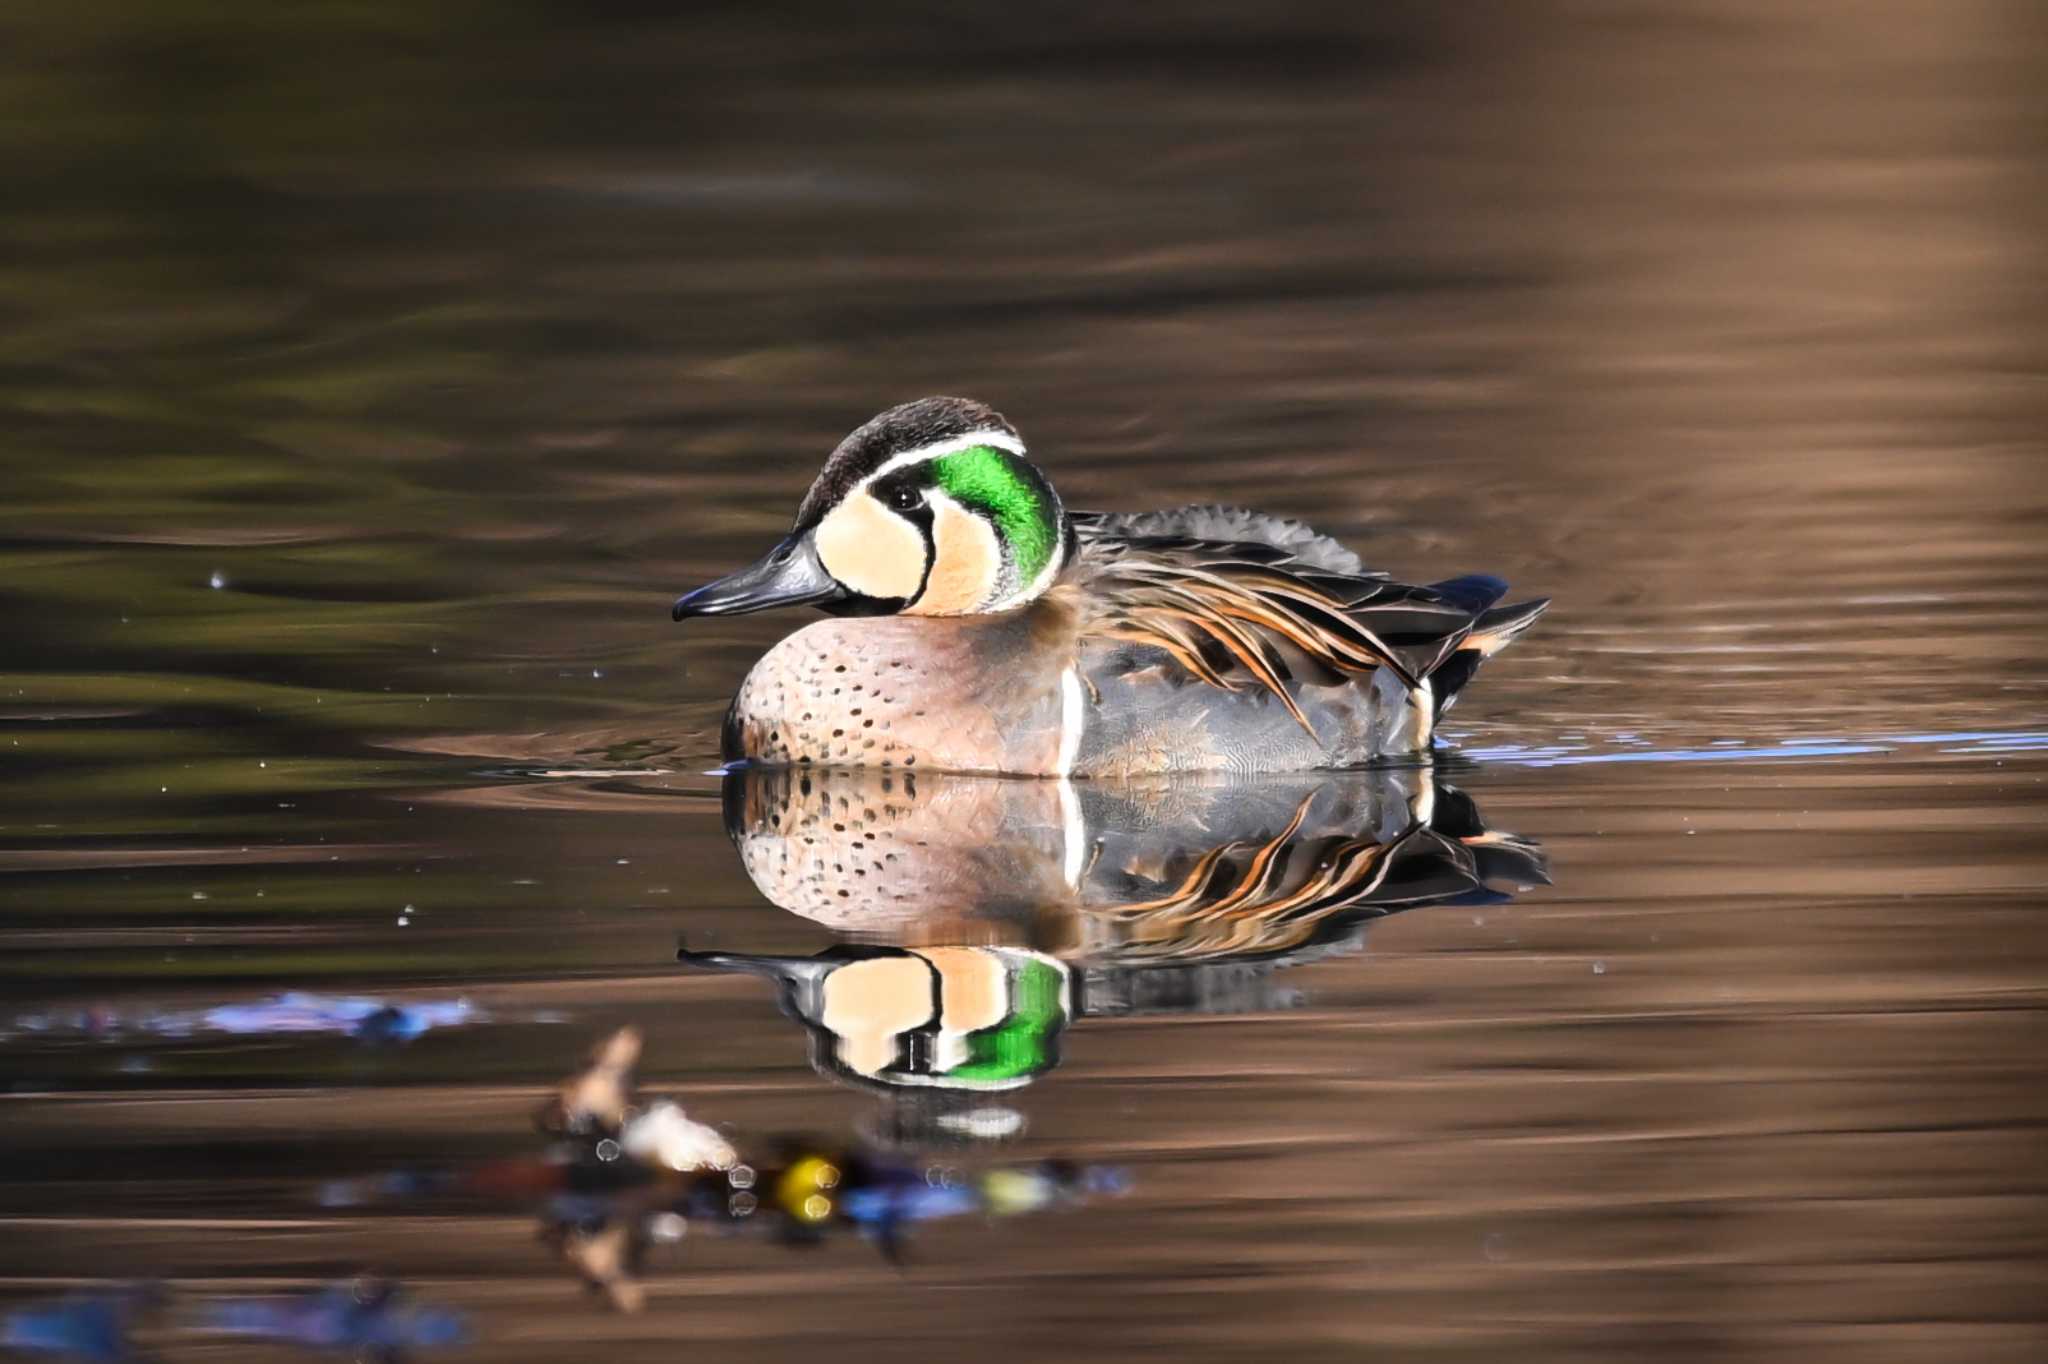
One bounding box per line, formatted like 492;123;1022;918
4;3;2047;1361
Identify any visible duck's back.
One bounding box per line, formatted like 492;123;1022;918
1062;506;1545;767
1072;505;1371;575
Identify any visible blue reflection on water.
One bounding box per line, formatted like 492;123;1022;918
1459;729;2048;768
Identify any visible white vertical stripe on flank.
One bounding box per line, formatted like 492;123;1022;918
1056;666;1084;778
1057;666;1088;887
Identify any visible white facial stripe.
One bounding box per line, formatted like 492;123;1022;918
859;429;1026;489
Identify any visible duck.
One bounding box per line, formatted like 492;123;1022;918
672;396;1546;776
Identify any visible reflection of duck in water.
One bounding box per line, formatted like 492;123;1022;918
684;764;1547;1101
671;396;1546;773
680;944;1069;1093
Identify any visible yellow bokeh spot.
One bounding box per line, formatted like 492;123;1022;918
776;1156;843;1222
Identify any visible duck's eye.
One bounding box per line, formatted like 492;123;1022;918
886;485;923;513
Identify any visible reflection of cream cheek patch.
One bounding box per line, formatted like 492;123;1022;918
908;498;1000;616
814;494;926;601
920;948;1010;1032
922;946;1010;1072
820;956;934;1077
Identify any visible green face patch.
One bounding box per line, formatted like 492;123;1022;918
930;446;1056;585
948;956;1065;1082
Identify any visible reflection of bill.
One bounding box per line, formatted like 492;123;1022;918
680;945;1069;1090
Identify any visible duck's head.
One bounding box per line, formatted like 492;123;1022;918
673;396;1072;621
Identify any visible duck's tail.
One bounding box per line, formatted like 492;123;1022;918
1420;576;1549;720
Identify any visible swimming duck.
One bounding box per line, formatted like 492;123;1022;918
673;397;1546;775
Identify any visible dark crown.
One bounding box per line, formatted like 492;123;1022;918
796;397;1021;528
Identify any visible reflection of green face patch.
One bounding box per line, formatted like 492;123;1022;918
950;957;1064;1082
931;446;1055;584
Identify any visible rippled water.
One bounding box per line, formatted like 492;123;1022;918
4;3;2046;1361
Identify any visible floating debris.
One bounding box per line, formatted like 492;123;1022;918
325;1026;1128;1312
536;1024;642;1132
620;1100;738;1174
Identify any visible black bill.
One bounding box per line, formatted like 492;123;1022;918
671;532;850;619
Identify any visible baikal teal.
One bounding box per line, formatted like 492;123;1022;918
672;396;1547;776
